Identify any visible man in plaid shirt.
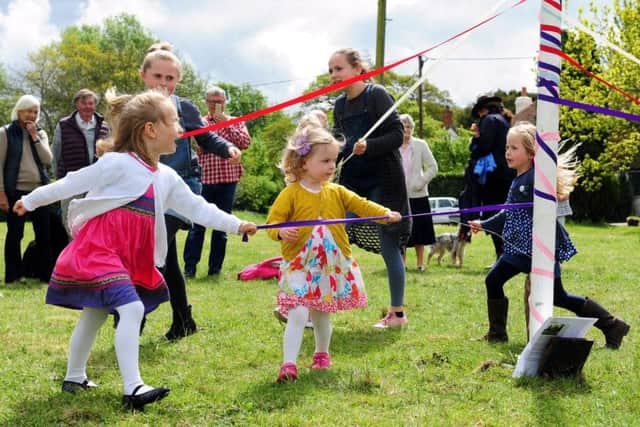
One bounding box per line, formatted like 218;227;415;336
183;86;251;277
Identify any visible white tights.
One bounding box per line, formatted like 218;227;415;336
65;301;150;395
283;306;332;364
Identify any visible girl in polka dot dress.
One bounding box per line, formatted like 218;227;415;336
469;122;629;348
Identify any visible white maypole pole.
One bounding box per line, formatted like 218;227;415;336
529;0;563;338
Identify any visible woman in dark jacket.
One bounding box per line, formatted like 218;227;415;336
460;95;513;259
329;48;411;329
0;95;53;284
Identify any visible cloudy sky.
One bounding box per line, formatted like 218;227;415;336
0;0;612;109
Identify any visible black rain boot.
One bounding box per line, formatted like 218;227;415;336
483;298;509;343
165;305;198;341
578;298;630;349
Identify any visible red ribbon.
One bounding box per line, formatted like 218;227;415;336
181;0;529;139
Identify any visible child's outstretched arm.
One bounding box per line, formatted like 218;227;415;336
239;222;258;236
19;157;107;213
12;200;28;216
165;171;253;235
264;188;294;242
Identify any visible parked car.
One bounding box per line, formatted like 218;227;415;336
429;197;460;224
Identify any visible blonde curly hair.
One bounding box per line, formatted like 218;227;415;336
279;114;343;184
95;88;134;157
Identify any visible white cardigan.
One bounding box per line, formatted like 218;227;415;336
404;137;438;199
21;152;243;267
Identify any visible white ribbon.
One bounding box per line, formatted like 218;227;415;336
564;14;640;67
334;0;518;182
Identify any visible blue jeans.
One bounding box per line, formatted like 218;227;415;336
183;182;237;275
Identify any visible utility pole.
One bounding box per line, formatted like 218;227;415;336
375;0;387;84
417;55;425;139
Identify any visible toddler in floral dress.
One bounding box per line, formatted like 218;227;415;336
266;115;401;382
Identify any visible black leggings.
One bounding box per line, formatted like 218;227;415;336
485;258;585;313
163;215;189;316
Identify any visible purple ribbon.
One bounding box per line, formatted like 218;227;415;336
255;202;533;230
538;94;640;123
241;202;533;241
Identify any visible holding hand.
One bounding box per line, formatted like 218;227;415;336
468;220;482;234
12;200;29;216
386;211;402;223
353;138;367;156
211;112;227;123
228;146;242;164
470;123;479;137
0;191;9;213
278;227;299;242
239;222;258;236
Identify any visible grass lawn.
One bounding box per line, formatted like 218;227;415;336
0;214;638;426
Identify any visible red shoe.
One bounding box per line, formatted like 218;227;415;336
277;362;298;382
311;352;331;369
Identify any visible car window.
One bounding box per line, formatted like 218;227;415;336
429;199;436;210
441;199;452;208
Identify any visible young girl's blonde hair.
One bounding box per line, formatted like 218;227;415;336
110;91;174;167
140;42;183;80
96;88;133;156
279;115;343;184
508;121;579;199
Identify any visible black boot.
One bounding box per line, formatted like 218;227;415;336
165;305;197;341
578;299;630;349
483;298;509;343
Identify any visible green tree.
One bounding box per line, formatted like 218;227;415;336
213;82;271;134
235;112;295;212
0;64;14;124
558;2;640;220
15;14;208;136
302;70;454;124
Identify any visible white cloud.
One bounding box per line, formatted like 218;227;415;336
77;0;168;28
0;0;58;70
0;0;615;109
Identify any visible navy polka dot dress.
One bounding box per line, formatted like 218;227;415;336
481;168;577;265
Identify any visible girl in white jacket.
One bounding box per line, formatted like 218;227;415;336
14;91;256;411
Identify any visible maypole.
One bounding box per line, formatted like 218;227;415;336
529;0;563;339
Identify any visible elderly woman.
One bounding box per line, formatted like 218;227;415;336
398;114;438;272
0;95;53;284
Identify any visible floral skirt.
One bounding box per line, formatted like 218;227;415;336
277;225;367;313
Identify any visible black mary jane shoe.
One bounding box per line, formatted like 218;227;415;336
122;385;170;411
62;379;98;393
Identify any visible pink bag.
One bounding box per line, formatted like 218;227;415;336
237;256;283;281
